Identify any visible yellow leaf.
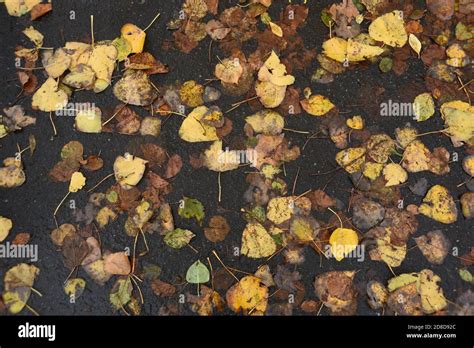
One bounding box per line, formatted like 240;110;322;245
335;147;366;174
179;106;218;142
45;48;72;79
64;278;86;298
258;51;294;86
401;140;430;172
300;94;335;116
133;200;153;229
241;222;277;258
203;140;240;172
408;33;422;58
346;115;364;130
121;23;146;54
322;37;347;63
95;206;117;228
4;0;41;16
245;110;284;135
69;171;86;193
113;154;148;190
269;21;283;37
347;39;384;62
373;235;407;267
266;196;294;224
419;185;458;224
179;80;204;107
32;78;68;112
368;10;407;47
290;217;315;242
387;273;418;292
329;228;359;261
463;155;474;176
440;100;474;144
362;162;384;180
63;63;96;89
64;42;92;69
226;275;268;314
255;81;287;108
395;126;418;148
413;92;435;122
0;216;13;242
88;44;118;93
75;107;102;133
416;269;447;314
22;26;43;47
322;37;383;63
2;289;30;314
215;58;243;84
4;263;40;290
383;163;407;187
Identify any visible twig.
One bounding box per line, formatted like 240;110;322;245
211;250;239;282
143;12;161;32
49;112;57;136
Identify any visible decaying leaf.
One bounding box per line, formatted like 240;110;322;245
314;271;357;315
164;228;195;249
419;185;458;224
241;222;277;258
226;276;269;315
113;70;158;106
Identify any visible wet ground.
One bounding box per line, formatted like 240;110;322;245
0;0;472;315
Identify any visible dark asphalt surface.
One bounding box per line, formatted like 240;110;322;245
0;0;472;315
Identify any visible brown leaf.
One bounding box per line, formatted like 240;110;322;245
81;155;104;171
204;215;230;242
204;0;219;14
12;233;31;245
30;3;52;20
308;189;336;211
314;271;357;315
147;171;170;190
164;154;183;179
150;279;176;297
126;52;168;75
104;252;131;275
49;159;80;182
62;234;89;269
2;106;36;132
139;143;167;169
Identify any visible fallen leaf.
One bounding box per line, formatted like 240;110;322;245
31;77;68;112
186;260;210;284
164;228;195;249
368;11;407;47
226;276;268;315
104;252;131;275
241;222;277;258
419;185;458;224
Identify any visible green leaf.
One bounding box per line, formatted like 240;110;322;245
459;268;474;284
109;276;133;311
186;260;210;284
164;228;195;249
379;57;393;73
112;37;132;62
178;197;205;224
321;10;333;28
